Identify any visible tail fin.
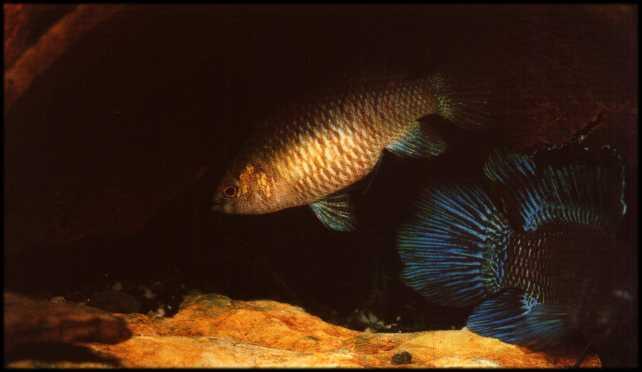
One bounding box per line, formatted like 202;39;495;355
483;144;627;232
428;71;495;130
397;184;512;307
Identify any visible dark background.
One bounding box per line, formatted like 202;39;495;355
4;5;638;366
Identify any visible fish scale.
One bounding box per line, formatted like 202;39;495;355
506;225;611;306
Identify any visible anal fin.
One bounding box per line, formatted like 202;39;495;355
467;289;570;349
386;121;446;159
310;192;356;232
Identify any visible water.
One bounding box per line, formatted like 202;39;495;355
4;4;637;367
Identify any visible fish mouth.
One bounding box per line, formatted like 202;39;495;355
211;197;236;214
211;197;225;212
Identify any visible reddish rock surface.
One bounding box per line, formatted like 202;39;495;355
4;4;123;112
4;292;131;355
5;293;601;368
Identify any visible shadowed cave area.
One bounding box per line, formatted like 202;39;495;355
4;4;638;367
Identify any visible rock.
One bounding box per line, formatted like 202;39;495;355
391;350;412;365
49;296;66;304
5;293;601;368
3;4;75;71
4;4;124;112
4;292;132;355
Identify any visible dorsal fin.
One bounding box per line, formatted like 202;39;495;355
482;145;627;232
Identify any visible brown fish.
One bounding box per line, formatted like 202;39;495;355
212;74;489;231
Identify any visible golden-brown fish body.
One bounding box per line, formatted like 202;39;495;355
212;74;479;230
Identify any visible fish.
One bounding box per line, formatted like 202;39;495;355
211;73;491;231
396;143;629;350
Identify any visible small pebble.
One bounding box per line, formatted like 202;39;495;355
148;306;166;318
391;351;412;365
613;289;632;301
50;296;66;304
142;287;156;299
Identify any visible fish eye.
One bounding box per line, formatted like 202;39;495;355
223;185;238;198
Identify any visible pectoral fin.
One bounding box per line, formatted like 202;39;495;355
310;192;356;232
386;122;446;159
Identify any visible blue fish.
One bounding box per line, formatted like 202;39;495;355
397;143;629;350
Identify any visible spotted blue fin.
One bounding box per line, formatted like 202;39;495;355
467;289;570;350
386;122;446;158
428;72;493;129
397;184;512;307
483;146;627;232
310;192;356;232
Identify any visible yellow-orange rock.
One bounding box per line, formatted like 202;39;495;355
6;293;601;368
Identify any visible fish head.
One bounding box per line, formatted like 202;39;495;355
212;161;280;214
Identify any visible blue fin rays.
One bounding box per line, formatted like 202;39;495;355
397;184;512;307
467;289;570;350
482;146;627;232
